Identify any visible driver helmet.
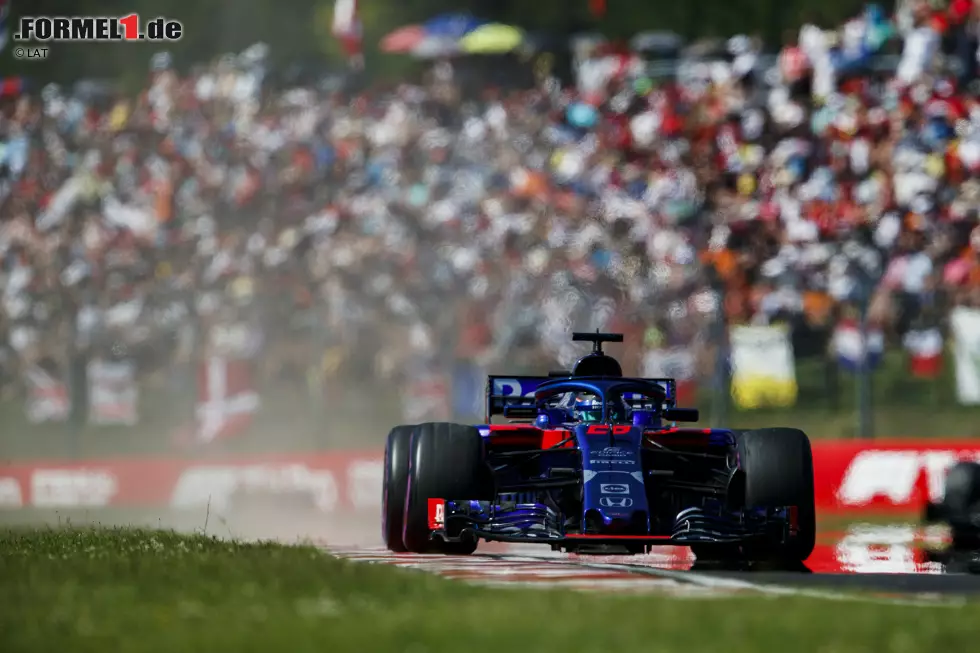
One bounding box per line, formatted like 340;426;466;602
572;395;627;422
573;397;603;422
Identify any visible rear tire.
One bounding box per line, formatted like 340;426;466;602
403;422;494;554
736;427;816;563
382;425;415;552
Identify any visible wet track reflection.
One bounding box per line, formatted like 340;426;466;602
808;525;946;574
504;524;951;574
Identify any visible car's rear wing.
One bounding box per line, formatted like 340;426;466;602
485;375;677;422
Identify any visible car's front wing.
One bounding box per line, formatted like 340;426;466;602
425;498;799;549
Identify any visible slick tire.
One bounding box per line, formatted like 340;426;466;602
735;427;816;563
939;461;980;549
403;422;494;555
940;461;980;518
382;425;415;552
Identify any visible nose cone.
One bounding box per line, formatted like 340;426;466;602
586;508;650;534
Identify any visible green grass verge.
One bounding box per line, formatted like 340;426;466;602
1;526;977;653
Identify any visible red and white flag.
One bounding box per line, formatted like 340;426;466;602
904;327;944;378
25;365;70;423
332;0;363;66
195;357;260;443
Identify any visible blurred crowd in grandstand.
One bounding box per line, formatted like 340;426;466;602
2;0;980;418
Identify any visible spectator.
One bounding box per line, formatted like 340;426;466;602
1;3;980;425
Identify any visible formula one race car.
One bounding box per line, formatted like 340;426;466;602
382;332;816;564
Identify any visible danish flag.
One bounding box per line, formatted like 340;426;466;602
195;357;260;443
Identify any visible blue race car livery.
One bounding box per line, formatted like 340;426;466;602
382;332;816;563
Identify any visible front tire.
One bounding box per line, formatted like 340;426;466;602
403;422;494;554
693;427;816;566
736;427;816;563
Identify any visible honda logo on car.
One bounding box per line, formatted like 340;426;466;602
600;497;633;508
600;483;629;494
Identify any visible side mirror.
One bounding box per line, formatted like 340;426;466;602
632;410;656;427
663;407;699;423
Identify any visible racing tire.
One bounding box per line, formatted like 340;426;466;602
694;428;815;566
382;424;416;552
403;422;495;555
937;461;980;550
736;427;816;563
